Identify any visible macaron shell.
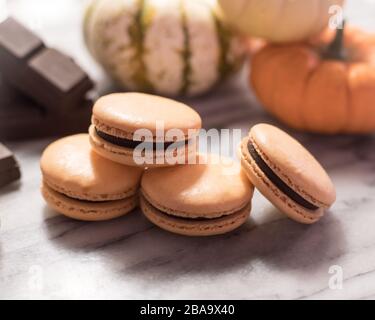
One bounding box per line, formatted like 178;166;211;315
241;138;324;224
141;154;254;218
92;93;202;136
141;195;251;237
92;116;134;140
40;134;143;201
250;124;336;207
89;125;198;168
42;183;138;221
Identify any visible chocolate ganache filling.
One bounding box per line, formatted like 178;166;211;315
95;128;189;150
141;194;246;222
247;141;319;211
45;183;115;204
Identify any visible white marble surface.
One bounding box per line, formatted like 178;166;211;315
1;0;375;300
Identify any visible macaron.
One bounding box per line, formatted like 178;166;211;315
40;134;143;221
140;154;254;236
240;124;336;224
89;93;202;167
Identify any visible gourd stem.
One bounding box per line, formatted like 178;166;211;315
324;20;346;60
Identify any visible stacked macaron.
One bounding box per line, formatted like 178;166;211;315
41;134;143;221
141;154;254;236
41;92;336;236
89;93;202;167
40;92;206;223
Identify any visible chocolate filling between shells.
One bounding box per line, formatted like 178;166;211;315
95;128;191;151
44;182;131;204
141;194;249;222
247;141;319;211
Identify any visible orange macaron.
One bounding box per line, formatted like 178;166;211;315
89;93;202;167
40;134;143;221
240;124;336;224
140;154;254;236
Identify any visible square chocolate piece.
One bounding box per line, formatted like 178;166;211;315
0;74;92;141
0;18;93;114
0;17;44;59
29;48;88;93
0;143;21;189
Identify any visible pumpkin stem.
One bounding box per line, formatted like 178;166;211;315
324;20;346;60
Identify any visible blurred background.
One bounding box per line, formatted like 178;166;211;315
1;0;375;136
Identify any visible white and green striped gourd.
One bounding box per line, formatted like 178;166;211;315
83;0;246;97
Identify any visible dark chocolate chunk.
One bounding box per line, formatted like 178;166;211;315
0;167;21;189
247;141;319;211
29;48;89;93
0;143;17;168
0;17;44;59
0;74;92;141
0;18;93;113
0;143;21;189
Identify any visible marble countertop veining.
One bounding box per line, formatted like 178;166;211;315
1;0;375;300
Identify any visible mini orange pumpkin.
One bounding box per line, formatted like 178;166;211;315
250;24;375;134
